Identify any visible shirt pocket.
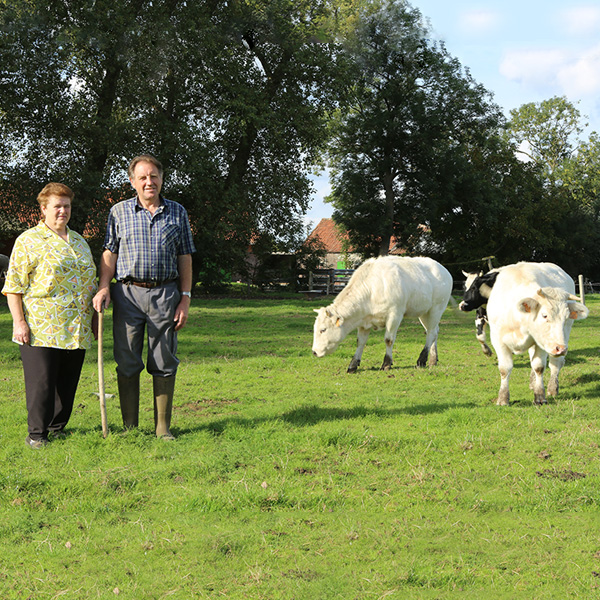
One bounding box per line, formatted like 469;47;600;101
160;222;181;253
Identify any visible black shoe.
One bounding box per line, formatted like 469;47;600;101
25;435;48;449
50;430;68;440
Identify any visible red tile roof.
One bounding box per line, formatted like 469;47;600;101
306;218;404;254
306;218;349;253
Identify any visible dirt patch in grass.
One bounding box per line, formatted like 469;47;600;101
536;469;587;482
180;398;240;413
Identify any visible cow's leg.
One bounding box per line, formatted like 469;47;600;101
547;354;566;397
475;308;492;357
529;347;548;405
547;321;572;396
494;343;513;406
528;346;537;390
347;326;370;373
381;316;402;371
417;311;442;367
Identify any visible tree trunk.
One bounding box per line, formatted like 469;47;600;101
379;170;395;256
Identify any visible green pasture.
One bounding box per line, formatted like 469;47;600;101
0;294;599;599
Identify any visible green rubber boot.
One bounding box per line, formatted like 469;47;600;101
117;373;140;429
153;375;176;440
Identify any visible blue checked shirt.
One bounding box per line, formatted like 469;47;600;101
103;196;196;282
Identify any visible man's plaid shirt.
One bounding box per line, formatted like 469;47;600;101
103;196;196;283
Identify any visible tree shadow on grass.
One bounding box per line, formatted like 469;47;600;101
176;400;477;437
564;347;600;364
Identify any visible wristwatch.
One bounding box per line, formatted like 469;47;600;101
181;291;191;298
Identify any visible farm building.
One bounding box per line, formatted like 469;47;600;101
305;218;405;270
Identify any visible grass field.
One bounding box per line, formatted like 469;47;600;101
0;293;599;599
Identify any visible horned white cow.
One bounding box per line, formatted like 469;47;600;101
312;256;453;372
486;262;589;406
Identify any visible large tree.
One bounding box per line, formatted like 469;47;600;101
326;0;504;260
506;97;600;276
507;96;585;184
0;0;342;285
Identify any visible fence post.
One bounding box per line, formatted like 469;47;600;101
578;274;585;305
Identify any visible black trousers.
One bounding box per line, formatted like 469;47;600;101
20;345;86;440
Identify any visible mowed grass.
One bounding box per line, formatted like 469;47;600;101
0;293;599;599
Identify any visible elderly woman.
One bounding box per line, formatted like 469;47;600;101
2;183;97;448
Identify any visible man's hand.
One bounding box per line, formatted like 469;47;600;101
174;296;191;331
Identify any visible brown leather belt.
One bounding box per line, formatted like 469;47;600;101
122;279;176;289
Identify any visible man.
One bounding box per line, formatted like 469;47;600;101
93;155;196;439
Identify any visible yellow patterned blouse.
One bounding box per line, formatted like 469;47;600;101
2;222;97;349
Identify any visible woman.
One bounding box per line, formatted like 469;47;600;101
2;183;97;448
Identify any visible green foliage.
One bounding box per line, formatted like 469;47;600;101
0;0;343;283
327;0;505;260
1;295;599;597
506;97;600;277
508;96;585;180
3;1;600;284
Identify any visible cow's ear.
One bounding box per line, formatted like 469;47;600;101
335;316;344;327
568;302;589;321
518;298;539;314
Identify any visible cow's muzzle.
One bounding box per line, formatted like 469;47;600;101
550;344;568;357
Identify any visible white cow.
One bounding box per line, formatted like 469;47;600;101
312;256;453;372
486;262;589;405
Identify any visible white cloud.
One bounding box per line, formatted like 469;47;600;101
500;48;567;89
557;44;600;95
561;6;600;36
500;43;600;97
458;10;501;36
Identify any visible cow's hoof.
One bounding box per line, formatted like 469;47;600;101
533;395;547;405
482;346;492;357
495;398;510;406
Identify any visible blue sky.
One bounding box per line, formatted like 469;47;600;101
305;1;600;227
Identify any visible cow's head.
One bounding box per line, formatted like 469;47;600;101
312;306;347;357
517;287;589;356
459;270;499;312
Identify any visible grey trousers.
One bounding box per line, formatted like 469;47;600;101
112;281;180;378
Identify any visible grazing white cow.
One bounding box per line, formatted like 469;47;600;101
486;262;589;405
312;256;453;372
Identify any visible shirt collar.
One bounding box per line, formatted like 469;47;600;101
133;195;167;213
37;221;71;239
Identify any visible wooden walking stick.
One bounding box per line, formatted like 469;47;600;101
98;309;108;438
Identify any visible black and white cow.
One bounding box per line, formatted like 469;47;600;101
459;269;500;356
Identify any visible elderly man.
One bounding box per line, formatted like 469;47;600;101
93;155;196;439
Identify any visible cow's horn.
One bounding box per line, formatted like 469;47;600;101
568;294;581;302
536;288;546;298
